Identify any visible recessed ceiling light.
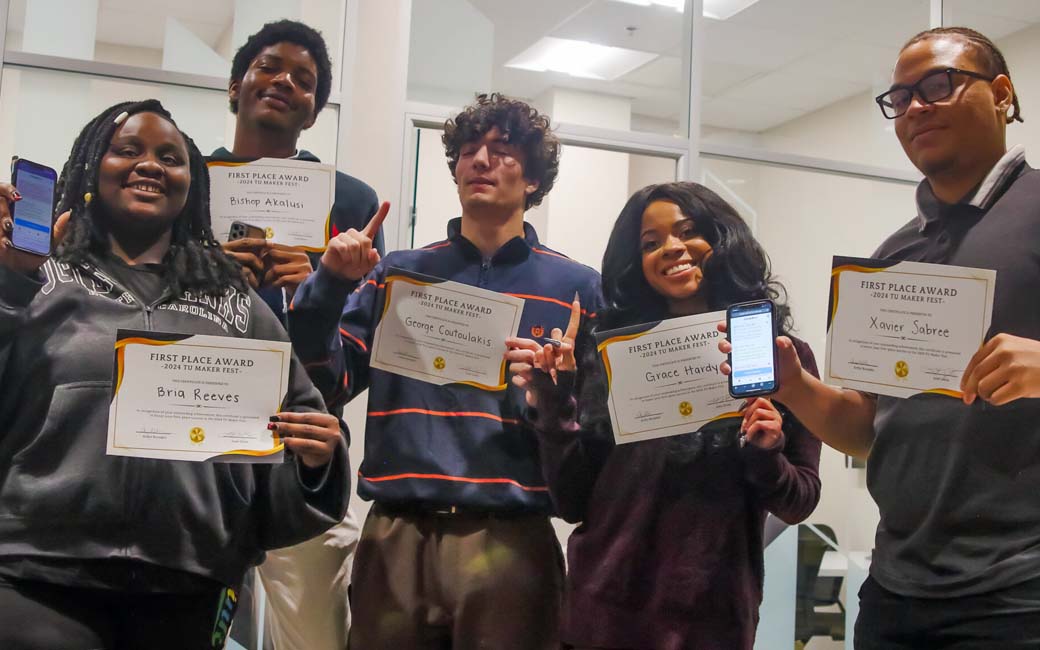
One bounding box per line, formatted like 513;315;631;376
703;0;760;20
505;37;658;81
612;0;685;11
612;0;761;20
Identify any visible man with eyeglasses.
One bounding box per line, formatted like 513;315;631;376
721;26;1040;648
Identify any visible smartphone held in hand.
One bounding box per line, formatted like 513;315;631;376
726;299;780;399
228;220;266;242
10;158;57;256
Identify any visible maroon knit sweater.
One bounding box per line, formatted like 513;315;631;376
535;338;822;650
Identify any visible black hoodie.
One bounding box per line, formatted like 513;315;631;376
0;252;350;590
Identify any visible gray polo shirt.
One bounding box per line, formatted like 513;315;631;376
868;145;1040;598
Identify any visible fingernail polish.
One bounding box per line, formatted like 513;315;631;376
267;422;277;430
269;415;280;422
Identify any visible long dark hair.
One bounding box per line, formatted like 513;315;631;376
581;182;792;462
55;99;246;297
600;181;790;331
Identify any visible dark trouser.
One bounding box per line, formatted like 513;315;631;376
855;574;1040;649
348;504;564;650
0;574;238;650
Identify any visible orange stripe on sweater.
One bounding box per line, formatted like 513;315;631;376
358;470;548;492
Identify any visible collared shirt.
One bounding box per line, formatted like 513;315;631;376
289;218;604;512
914;144;1027;234
868;148;1040;598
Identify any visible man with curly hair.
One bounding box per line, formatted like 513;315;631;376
210;20;381;650
289;93;604;648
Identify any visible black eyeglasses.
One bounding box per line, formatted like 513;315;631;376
875;67;996;119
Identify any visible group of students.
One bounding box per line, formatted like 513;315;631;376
0;17;1039;650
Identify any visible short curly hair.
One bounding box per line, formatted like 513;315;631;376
442;93;560;210
229;19;333;117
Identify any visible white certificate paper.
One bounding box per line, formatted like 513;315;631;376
208;157;335;251
825;256;996;399
596;311;742;444
370;268;525;390
107;330;291;462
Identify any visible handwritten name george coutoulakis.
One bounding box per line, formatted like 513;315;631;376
403;317;494;348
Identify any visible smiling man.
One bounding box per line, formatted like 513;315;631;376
208;20;380;650
211;19;383;315
288;93;604;649
721;27;1040;649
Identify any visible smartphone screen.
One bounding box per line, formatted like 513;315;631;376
11;159;57;256
727;299;779;398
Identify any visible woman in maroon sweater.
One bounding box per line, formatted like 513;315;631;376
507;182;822;650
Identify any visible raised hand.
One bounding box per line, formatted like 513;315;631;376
717;320;804;403
1;180;69;275
321;201;389;281
505;294;581;408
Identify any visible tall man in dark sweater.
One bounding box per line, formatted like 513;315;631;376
722;27;1040;648
210;20;383;650
289;93;604;649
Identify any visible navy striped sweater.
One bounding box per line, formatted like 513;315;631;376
289;218;604;512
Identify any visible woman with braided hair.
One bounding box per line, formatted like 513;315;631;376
0;99;349;649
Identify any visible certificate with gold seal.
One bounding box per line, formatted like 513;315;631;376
370;268;525;390
595;311;742;445
826;256;996;399
207;157;335;251
107;330;292;462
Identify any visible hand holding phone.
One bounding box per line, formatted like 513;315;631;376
1;159;59;275
228;221;266;242
9;158;57;257
726;299;780;398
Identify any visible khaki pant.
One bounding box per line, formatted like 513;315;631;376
257;506;361;650
348;506;564;650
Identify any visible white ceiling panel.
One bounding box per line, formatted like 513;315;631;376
700;97;804;132
96;8;227;50
945;0;1040;23
718;67;864;113
552;0;685;55
702;60;771;97
935;10;1032;42
622;55;682;87
701;19;832;69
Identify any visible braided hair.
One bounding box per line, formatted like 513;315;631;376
903;26;1024;124
55;99;246;297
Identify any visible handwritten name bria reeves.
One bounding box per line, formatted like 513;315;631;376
403;289;496;348
150;353;254;402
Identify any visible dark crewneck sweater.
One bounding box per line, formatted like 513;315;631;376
535;338;822;650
